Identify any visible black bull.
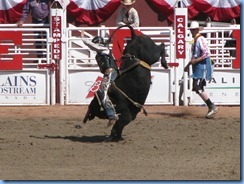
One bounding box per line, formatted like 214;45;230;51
83;25;168;141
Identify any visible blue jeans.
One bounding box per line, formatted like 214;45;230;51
97;68;117;119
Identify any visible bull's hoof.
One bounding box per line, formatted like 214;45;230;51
104;135;124;142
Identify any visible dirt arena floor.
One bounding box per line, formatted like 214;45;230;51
0;105;240;180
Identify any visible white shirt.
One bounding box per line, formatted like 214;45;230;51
82;38;110;55
192;34;210;60
116;7;140;28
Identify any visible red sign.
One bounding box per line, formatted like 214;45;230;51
52;15;62;60
86;76;103;98
175;15;186;59
232;30;240;69
0;31;22;70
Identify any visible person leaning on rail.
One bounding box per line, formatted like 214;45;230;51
184;21;218;119
116;0;140;28
80;31;119;127
17;0;50;59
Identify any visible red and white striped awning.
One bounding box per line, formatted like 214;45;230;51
192;0;240;22
0;0;241;24
149;0;199;22
149;0;240;22
0;0;26;23
67;0;121;25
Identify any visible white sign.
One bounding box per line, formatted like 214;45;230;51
190;69;240;105
67;69;172;105
0;71;49;105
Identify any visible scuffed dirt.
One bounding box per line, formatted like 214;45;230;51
0;105;240;180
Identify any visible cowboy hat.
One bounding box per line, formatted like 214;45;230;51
120;0;136;5
188;21;203;30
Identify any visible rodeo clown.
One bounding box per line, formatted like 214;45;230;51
80;31;119;126
184;21;218;118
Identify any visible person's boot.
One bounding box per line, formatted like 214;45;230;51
206;105;218;118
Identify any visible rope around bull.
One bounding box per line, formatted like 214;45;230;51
111;82;148;116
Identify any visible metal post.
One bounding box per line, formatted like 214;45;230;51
50;0;67;105
174;8;188;106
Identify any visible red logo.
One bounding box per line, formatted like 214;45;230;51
86;76;103;98
0;31;22;70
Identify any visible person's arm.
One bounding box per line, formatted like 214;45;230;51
116;8;126;27
80;34;108;54
129;8;140;28
198;36;210;60
17;1;30;27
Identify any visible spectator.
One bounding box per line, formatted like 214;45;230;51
116;0;139;28
17;0;50;59
184;21;218;118
81;31;119;127
224;32;236;57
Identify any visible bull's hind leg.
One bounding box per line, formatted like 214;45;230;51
105;112;132;142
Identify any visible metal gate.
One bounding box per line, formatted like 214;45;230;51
0;25;55;106
64;26;175;105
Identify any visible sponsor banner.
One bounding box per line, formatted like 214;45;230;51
174;8;187;59
190;69;240;105
0;71;49;105
51;15;62;60
67;69;172;105
175;15;186;59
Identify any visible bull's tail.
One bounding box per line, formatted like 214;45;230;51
104;25;136;46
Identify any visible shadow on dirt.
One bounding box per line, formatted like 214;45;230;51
148;112;188;117
46;135;108;143
30;135;108;143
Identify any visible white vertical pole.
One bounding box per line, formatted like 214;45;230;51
206;17;211;40
174;8;188;106
50;0;67;105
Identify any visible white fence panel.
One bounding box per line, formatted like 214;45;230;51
0;25;55;106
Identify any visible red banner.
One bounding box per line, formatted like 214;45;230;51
51;16;62;60
175;15;186;59
232;30;240;69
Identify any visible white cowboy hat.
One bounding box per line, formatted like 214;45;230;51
120;0;136;5
188;21;203;30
